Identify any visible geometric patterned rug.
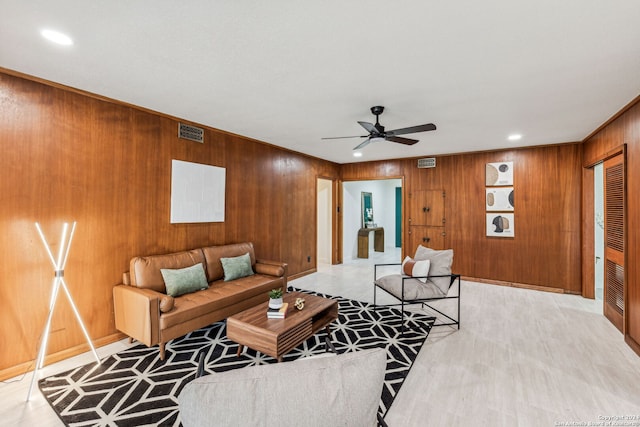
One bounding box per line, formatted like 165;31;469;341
39;288;435;426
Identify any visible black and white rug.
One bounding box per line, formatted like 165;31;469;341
39;288;434;426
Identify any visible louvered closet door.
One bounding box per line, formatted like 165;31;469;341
604;154;625;332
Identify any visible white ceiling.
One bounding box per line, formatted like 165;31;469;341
2;1;640;164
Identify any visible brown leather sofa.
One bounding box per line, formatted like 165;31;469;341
113;242;287;360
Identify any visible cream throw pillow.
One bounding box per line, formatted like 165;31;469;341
413;246;454;294
401;256;431;283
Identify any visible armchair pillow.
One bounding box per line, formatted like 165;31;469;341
414;245;454;294
401;256;431;283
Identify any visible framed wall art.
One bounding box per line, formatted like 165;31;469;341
486;187;514;211
486;161;513;186
485;160;514;237
486;213;514;237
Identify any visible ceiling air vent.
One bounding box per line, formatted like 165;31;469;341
178;123;204;143
417;158;436;168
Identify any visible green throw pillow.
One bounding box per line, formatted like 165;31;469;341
160;263;209;297
220;252;254;281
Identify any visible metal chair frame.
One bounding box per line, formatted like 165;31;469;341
373;263;461;333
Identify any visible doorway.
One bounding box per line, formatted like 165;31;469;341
317;178;333;266
584;148;627;339
395;187;402;248
594;163;604;300
342;179;402;261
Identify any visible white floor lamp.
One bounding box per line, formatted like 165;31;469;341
27;222;101;401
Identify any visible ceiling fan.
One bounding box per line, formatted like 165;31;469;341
322;106;436;150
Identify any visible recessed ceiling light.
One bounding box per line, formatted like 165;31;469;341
41;29;73;46
507;134;522;141
353;152;363;158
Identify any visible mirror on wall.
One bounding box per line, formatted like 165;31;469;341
361;192;374;228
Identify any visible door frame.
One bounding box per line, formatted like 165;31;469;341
340;176;406;260
316;176;342;265
334;178;342;264
395;186;402;248
582;145;626;330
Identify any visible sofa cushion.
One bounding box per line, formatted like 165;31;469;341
375;274;445;300
414;245;454;294
159;274;283;331
130;249;206;294
202;243;256;282
161;263;209;297
220;252;254;281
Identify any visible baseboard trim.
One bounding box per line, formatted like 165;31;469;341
0;332;126;382
462;276;574;294
288;268;317;281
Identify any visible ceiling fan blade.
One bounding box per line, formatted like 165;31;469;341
353;138;372;150
358;121;377;134
386;123;436;136
321;135;368;140
386;135;419;145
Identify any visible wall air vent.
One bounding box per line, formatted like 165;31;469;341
417;158;436;168
178;123;204;143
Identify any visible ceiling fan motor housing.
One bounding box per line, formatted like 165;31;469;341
371;106;385;133
371;105;385;116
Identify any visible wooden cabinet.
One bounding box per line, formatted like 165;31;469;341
407;226;446;253
408;190;445;227
407;190;446;253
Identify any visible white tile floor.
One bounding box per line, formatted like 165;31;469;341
3;248;640;426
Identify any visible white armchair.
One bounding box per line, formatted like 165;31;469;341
374;245;460;333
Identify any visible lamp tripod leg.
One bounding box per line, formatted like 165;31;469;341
27;278;61;401
60;279;100;364
27;221;100;402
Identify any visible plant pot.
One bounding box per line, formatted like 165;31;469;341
269;297;283;309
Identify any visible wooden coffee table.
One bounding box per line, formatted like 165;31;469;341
226;291;339;362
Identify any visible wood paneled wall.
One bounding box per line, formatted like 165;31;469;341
342;144;583;292
0;71;339;378
583;99;640;355
2;66;630;377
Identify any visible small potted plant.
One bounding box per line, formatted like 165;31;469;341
268;288;283;309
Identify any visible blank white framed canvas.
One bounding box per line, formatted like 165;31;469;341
170;160;226;223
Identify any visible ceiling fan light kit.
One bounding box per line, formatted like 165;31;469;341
322;105;436;150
